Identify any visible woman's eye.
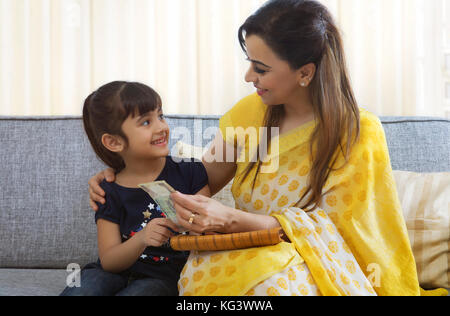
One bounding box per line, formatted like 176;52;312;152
159;114;165;120
254;67;267;74
142;120;150;126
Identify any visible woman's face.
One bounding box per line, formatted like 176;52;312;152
244;35;303;106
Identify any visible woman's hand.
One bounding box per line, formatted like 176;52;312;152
171;192;235;234
172;191;282;234
88;168;116;211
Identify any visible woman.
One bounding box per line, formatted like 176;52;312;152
89;0;447;296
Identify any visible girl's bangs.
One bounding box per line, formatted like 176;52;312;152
120;83;162;118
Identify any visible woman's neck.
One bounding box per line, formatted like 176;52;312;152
116;156;167;188
280;95;315;135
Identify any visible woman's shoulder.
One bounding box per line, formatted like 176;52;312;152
359;108;383;129
235;93;267;111
220;93;267;129
355;108;388;149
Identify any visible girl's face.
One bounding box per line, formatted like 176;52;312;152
244;35;303;106
120;107;170;159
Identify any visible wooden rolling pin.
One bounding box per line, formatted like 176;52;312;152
170;228;284;251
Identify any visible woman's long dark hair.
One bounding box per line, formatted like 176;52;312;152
82;81;162;173
238;0;360;212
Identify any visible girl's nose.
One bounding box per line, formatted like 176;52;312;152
155;119;169;134
156;120;169;132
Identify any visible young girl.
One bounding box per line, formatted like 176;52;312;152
60;81;210;296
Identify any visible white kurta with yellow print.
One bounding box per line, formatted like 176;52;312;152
177;94;447;297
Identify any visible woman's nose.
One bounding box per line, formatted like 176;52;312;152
245;66;257;84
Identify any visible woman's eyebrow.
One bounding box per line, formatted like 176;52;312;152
246;57;272;69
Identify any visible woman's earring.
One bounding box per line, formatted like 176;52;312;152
300;82;307;87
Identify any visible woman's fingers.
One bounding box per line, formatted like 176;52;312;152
89;199;99;212
88;173;106;197
103;168;116;182
89;186;106;204
173;202;198;230
88;169;115;209
171;192;206;215
176;212;204;234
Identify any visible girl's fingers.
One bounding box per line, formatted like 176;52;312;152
152;219;179;234
148;226;176;244
151;229;172;241
158;218;180;232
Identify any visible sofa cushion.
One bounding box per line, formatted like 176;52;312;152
0;117;101;269
380;117;450;173
0;269;67;296
393;171;450;289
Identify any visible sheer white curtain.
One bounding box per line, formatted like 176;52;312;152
0;0;447;117
332;0;447;117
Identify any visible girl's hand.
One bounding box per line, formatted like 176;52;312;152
171;192;234;234
88;168;116;211
139;218;179;248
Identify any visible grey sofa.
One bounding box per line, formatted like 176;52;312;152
0;115;449;296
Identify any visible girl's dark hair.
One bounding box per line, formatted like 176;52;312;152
238;0;360;212
82;81;162;173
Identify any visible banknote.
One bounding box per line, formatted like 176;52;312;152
139;181;186;232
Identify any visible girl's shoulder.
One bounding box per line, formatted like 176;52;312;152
164;156;208;195
165;156;206;178
99;179;118;194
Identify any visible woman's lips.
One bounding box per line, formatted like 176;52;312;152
257;88;268;96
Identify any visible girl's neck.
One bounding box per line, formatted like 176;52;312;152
116;156;167;188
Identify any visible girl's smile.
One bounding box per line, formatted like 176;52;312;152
151;135;169;147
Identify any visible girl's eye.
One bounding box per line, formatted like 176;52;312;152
159;114;165;120
142;120;150;126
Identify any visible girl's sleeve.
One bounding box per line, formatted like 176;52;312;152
189;159;209;194
94;182;121;225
